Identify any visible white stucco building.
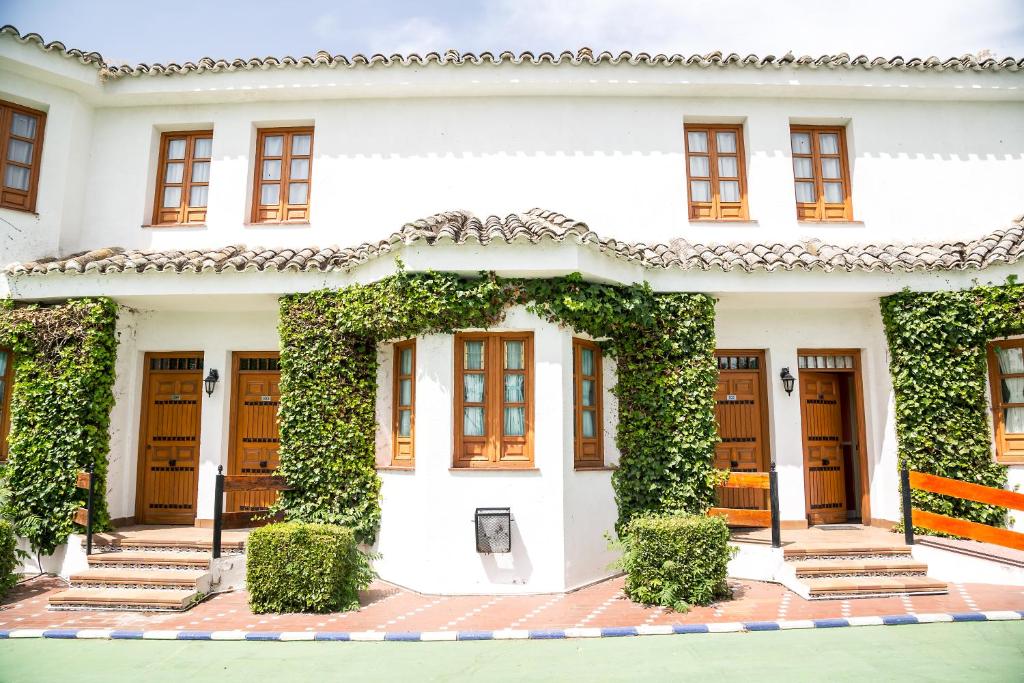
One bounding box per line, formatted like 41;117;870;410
1;25;1022;594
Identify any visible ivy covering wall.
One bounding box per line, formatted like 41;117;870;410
0;298;118;554
881;282;1021;527
277;271;718;543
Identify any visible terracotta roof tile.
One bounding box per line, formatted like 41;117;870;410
9;209;1024;277
3;25;1021;79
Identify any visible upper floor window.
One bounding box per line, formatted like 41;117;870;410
1;100;46;213
454;333;533;469
573;339;604;468
684;124;748;221
252;127;313;223
392;340;416;467
0;349;12;462
790;125;852;221
152;131;212;225
987;339;1024;464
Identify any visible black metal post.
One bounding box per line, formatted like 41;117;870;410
901;466;914;546
85;463;95;557
213;465;224;560
769;461;781;549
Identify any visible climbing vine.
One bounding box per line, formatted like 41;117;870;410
881;280;1023;527
276;270;718;543
0;298;118;555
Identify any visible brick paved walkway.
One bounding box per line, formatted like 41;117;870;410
3;575;1024;634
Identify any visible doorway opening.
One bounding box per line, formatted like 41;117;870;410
797;349;870;525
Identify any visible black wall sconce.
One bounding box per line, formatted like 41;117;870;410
779;367;795;396
204;368;220;397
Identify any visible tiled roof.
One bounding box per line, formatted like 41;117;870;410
3;25;1021;79
10;209;1024;276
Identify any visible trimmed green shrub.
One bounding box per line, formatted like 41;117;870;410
0;519;17;598
619;513;732;611
246;522;374;613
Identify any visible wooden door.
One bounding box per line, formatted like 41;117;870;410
800;372;847;524
714;352;770;510
137;353;203;525
227;353;281;514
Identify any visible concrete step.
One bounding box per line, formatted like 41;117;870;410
48;587;200;611
69;567;208;590
87;551;211;570
792;558;928;577
784;543;913;561
95;538;244;553
800;575;948;599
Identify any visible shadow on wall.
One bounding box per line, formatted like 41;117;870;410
477;519;534;587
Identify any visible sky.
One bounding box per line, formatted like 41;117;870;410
2;0;1023;66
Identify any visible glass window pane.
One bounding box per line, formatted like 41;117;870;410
716;131;737;153
288;182;308;205
162;186;181;208
795;181;816;203
193;137;212;158
0;350;7;374
464;373;484;403
687;131;708;153
263;135;284;156
791;132;812;154
690;180;711;202
582;410;596;438
748;356;759;369
826;356;836;369
167;138;186;160
504;374;524;403
400;347;413;375
844;356;854;369
465;341;484;370
824;182;844;203
290;158;309;180
11;113;36;138
504;341;523;370
260;183;280;206
504;407;525;436
717;156;738;178
398;409;411;437
4;165;29;191
819;133;840;155
582;379;595;407
1001;378;1024;404
798;356;808;369
262;159;281;181
189;185;208;208
720;180;740;202
688;155;709;177
292;134;312;156
191;160;210;183
581;348;594;376
399;378;412;406
165;162;184;184
996;347;1024;373
464;407;485;436
793;157;813;179
1004;407;1024;434
7;139;32;164
821;158;841;179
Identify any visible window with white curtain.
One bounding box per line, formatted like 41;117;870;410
0;99;46;213
684;124;749;221
392;340;416;466
573;339;604;468
988;339;1024;463
152;131;213;226
454;333;533;468
789;125;852;221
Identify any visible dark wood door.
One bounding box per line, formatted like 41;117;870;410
800;372;847;524
228;353;281;514
138;354;203;525
714;353;769;510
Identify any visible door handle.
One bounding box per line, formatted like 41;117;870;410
259;460;268;469
822;458;830;466
169;459;177;467
730;460;738;468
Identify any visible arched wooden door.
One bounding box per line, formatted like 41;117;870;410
136;353;203;525
227;352;281;515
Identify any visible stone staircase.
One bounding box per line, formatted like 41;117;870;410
48;530;246;611
782;542;948;600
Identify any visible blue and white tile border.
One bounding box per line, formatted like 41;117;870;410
1;611;1021;642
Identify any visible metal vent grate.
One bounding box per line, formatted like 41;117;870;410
475;507;511;554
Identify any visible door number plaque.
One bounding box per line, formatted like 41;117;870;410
726;394;737;401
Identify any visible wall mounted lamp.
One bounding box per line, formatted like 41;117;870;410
204;368;220;397
779;367;795;396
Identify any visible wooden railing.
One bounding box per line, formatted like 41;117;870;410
709;463;781;548
901;468;1024;551
212;465;291;559
73;465;96;556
